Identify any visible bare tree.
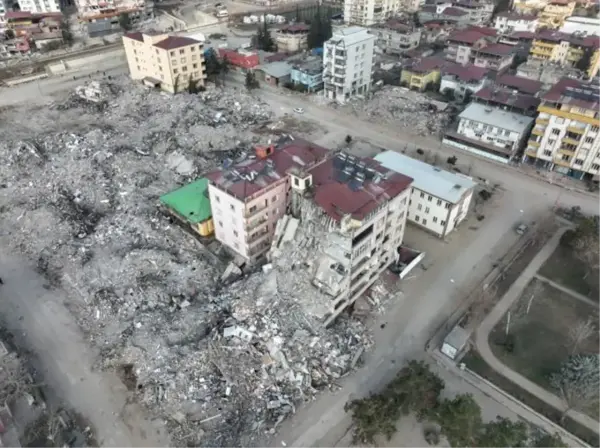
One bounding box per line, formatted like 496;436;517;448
567;318;596;355
572;232;599;279
551;354;600;422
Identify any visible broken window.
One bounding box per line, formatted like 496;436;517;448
352;224;373;247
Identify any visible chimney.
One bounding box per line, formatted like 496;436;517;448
256;144;275;159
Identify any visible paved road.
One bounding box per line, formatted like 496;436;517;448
0;252;170;447
475;227;599;435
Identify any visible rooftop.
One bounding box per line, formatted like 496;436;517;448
328;26;375;46
534;29;600;48
5;10;62;19
508;30;535;40
443;6;469;16
309;153;413;221
159;178;212;224
380;18;416;33
292;57;322;75
259;61;292;78
475;42;513;56
475;86;540;112
405;56;447;73
459;102;535;133
496;73;542;94
278;23;310;33
542;78;599;110
154;36;202;50
442;62;489;81
374;151;476;204
206;137;328;201
447;29;489;45
124;31;144;42
496;11;538;20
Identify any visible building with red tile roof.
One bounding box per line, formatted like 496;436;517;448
475;86;540;115
495;73;542;95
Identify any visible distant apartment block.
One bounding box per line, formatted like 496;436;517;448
444;27;497;65
275;23;309;52
493;12;538;34
440;63;489;98
444;102;535;164
453;0;494;24
560;16;600;36
343;0;400;26
538;0;576;29
375;151;476;238
17;0;61;14
516;59;585;86
323;26;376;103
401;56;446;91
123;32;206;93
374;19;421;54
474;85;541;116
470;42;514;71
524;79;600;180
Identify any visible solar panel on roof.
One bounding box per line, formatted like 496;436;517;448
333;155;345;169
337;170;351;183
349;179;362;191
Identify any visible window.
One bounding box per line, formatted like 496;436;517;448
415;215;420;222
170;51;175;56
543;150;552;156
156;49;159;54
417;204;422;210
233;230;238;237
230;204;235;211
425;207;430;214
249;205;256;213
548;139;556;146
592;163;600;171
409;199;412;205
272;195;277;203
180;57;186;64
574;159;584;166
561;154;571;161
193;71;199;77
551;128;560;136
433;217;438;223
172;59;178;65
422;219;427;225
427;195;432;202
441;220;446;226
585;136;594;144
591;126;599;133
137;65;140;71
218;220;223;227
192;54;198;61
159;66;162;71
437;199;442;206
445;203;451;209
193;63;198;69
133;49;137;55
294;178;299;186
215;195;220;203
190;46;196;51
179;49;185;54
420;192;425;198
182;66;188;72
173;68;178;74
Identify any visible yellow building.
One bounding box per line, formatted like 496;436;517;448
513;0;548;14
538;0;576;28
401;57;445;91
123;31;206;93
524;79;600;180
529;30;600;78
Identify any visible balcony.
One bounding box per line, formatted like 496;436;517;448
558;146;576;157
247;231;271;251
554;156;571;167
531;126;546;136
528;139;541;147
525;147;539;157
562;136;581;146
567;123;586;134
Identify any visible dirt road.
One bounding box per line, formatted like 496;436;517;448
0;252;170;447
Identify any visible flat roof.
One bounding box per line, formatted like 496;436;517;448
328;26;375;46
154;36;202;50
459;102;535;133
159;178;212;224
259;61;292;78
374;151;476;204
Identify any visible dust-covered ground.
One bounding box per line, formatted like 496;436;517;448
0;78;371;447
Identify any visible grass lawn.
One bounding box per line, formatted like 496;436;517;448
488;278;599;420
539;230;600;300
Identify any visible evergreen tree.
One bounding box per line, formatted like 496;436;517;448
119;13;132;31
256;18;275;51
245;71;259;90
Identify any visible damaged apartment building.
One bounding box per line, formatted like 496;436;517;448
206;137;413;325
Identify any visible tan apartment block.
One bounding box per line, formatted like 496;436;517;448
123;31;206;93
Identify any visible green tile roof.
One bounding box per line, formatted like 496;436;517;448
159;178;212;224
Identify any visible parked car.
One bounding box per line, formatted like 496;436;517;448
515;223;528;235
293;107;304;114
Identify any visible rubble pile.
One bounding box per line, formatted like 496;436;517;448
344;86;452;136
0;79;372;446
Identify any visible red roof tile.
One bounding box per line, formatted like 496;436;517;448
542;78;599;110
448;29;488;45
466;26;498;36
475;86;540;112
406;56;447;73
442;62;489;82
443;6;469;16
496;11;537;20
279;23;309;32
5;10;61;19
496;74;542;95
154;36;202;50
124;31;143;42
475;43;513;56
206;138;329;201
309;155;413;221
509;31;535;39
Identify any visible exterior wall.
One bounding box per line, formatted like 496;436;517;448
196;218;214;237
17;0;61;13
406;187;472;237
560;16;600;35
123;34;206;93
401;69;440;91
493;16;538;33
472;53;513;71
446;42;473;64
530;40;600;78
323;27;376;103
275;32;308;52
457;116;528;153
290;68;323;90
376;28;421;54
525;105;600;178
208;180;289;260
343;0;401;26
538;1;576;29
440;75;486;95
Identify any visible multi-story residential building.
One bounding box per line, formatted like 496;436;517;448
470;42;514;70
495;73;542;95
275;23;309;52
375;151;476;238
444;102;535;163
513;0;550;14
524;79;600;180
323;26;376;103
399;0;420;11
444;27;496;64
453;0;494;23
17;0;60;13
538;0;576;29
401;56;446;90
206;138;329;261
75;0;148;19
516;59;585;85
374;19;421;54
560;16;600;36
343;0;399;26
474;85;541;116
418;5;472;25
440;63;489;98
0;0;9;31
290;57;323;92
493;12;538;34
123;32;206;93
529;30;600;79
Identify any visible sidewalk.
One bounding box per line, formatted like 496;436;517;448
475;227;599;435
535;273;599;309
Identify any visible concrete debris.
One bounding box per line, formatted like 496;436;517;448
342;86;453;136
0;77;372;447
74;81;106;103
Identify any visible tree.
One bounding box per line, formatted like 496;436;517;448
256;18;275;51
173;74;181;93
476;416;528;447
429;394;482;447
567;317;595;354
550;354;600;421
187;77;203;94
530;432;567;447
345;135;352;145
346;360;444;444
307;6;332;49
4;29;15;40
60;19;73;46
447;156;457;165
119;13;132;31
570;218;599;279
245;71;259;90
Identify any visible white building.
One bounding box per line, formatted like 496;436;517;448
17;0;61;13
323;26;376;104
343;0;400;26
375;151;476;238
0;0;7;31
559;16;600;36
445;103;535;164
493;12;538;34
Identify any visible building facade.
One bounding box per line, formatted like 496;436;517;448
440;63;488;98
123;32;206;93
493;12;538;34
343;0;399;26
290;58;323;91
444;28;496;64
444;102;535;163
470;43;514;71
560;16;600;36
275;23;309;52
538;0;576;29
17;0;61;13
323;26;376;103
524;79;600;180
375;151;476;238
374;19;421;54
400;56;446;90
